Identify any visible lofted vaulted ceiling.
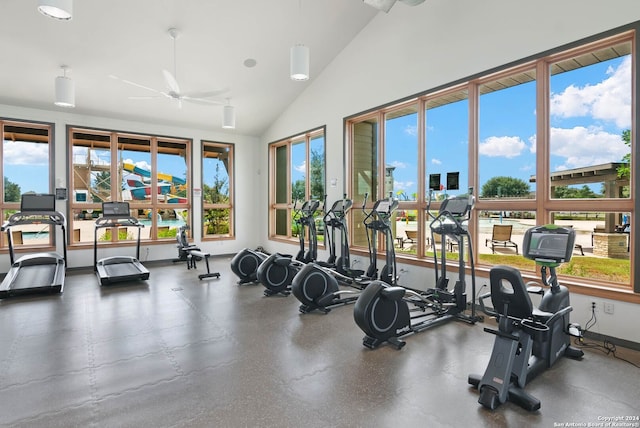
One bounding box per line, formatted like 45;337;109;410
0;0;381;136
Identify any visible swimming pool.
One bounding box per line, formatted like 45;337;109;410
139;218;186;228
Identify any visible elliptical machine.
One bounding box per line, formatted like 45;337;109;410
230;247;268;284
290;195;368;314
353;189;481;350
468;225;584;411
256;199;320;296
362;193;399;284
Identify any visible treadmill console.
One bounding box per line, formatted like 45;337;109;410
21;193;56;212
102;202;131;218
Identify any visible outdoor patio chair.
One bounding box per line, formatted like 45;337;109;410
485;224;518;254
427;232;455;252
567;225;584;255
404;230;418;245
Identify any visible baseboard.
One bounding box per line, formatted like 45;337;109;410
583;331;640;352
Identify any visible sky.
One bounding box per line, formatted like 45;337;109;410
383;54;631;199
3;54;632;201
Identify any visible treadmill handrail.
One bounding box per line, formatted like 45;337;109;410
2;211;66;230
95;216;144;228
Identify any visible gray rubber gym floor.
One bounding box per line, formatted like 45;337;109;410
0;257;638;427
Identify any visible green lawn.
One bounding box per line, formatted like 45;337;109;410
396;247;630;283
478;254;631;284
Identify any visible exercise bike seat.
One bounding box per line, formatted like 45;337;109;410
531;307;555;323
489;265;534;321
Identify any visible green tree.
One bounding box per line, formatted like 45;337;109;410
292;179;305;202
203;163;230;234
617;129;631;179
553;185;600;199
203;163;229;204
3;177;21;202
480;176;530;198
309;148;325;200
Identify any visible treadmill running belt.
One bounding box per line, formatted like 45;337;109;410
102;262;144;278
12;265;57;289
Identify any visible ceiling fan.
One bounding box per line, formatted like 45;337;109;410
111;28;228;108
363;0;425;13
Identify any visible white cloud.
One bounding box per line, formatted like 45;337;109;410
390;160;407;169
550;56;631;128
3;141;49;165
431;158;442;165
394;181;415;191
479;136;526;158
550;126;627;170
404;124;417;136
528;134;537;154
294;161;306;173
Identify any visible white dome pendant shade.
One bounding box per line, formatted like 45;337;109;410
222;102;235;129
38;0;73;20
290;45;309;81
54;67;75;108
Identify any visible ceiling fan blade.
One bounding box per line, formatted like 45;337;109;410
162;69;181;94
110;74;162;94
182;87;230;98
182;96;225;106
128;95;164;100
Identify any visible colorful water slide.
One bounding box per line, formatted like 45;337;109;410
122;162;186;186
123;162;186;202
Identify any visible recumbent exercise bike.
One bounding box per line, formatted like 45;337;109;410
468;224;583;411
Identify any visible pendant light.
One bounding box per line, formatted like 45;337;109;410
290;45;310;81
222;99;235;129
54;66;75;108
290;0;309;81
38;0;73;20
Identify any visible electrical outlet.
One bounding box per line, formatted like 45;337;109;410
590;301;598;312
603;302;614;315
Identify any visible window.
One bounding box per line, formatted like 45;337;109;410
269;127;325;241
1;120;53;248
69;127;191;245
346;28;637;294
478;67;537;201
202;141;234;238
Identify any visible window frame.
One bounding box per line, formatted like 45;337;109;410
1;118;55;251
268;126;326;243
68;125;192;247
345;25;639;299
201;140;235;240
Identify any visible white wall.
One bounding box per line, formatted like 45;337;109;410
0;103;260;270
261;1;640;343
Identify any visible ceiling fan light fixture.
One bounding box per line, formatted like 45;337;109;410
38;0;73;20
290;45;309;81
54;66;75;108
222;103;235;129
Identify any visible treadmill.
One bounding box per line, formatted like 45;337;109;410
0;193;67;298
94;201;150;285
